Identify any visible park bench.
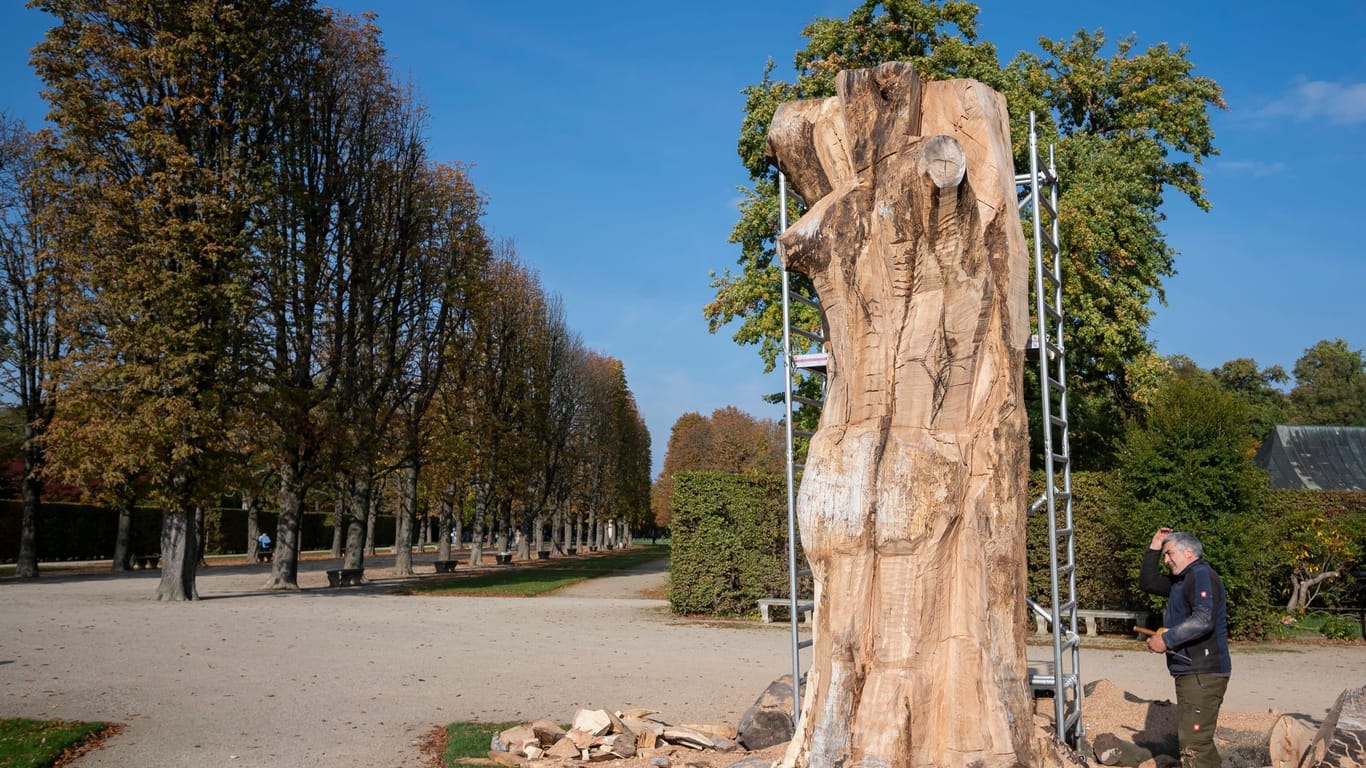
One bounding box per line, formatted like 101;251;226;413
255;549;273;563
134;554;160;569
758;598;814;624
1035;608;1149;638
494;552;513;565
432;560;458;573
326;567;365;587
537;550;551;560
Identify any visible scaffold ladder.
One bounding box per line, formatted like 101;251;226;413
778;172;821;724
1018;112;1083;747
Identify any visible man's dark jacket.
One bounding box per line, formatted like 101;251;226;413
1139;549;1231;676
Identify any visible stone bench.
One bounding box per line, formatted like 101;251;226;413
1035;608;1149;638
326;568;365;587
433;560;458;573
758;598;814;624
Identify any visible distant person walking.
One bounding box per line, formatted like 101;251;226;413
1138;528;1231;768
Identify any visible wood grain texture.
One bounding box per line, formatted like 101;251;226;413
768;63;1047;768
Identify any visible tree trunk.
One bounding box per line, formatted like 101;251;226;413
112;489;134;572
767;63;1042;768
438;490;454;561
470;483;487;566
331;481;346;557
344;467;371;571
194;505;207;566
155;506;199;601
395;461;417;575
245;489;261;564
266;459;305;590
364;484;377;557
15;442;41;578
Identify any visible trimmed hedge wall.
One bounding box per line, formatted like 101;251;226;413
669;468;1366;624
668;471;803;616
0;500;397;563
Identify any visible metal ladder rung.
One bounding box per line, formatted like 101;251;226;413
1037;194;1058;219
1039;264;1061;288
797;639;813;650
793;327;826;344
1045;376;1066;392
1038;229;1059;253
793;429;815;439
1049;414;1067;428
1042;302;1063;322
790;292;820;310
1050;452;1070;466
793;394;824;408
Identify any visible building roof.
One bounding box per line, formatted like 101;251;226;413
1254;425;1366;491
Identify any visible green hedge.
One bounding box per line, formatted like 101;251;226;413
0;500;397;563
668;472;800;616
665;468;1366;629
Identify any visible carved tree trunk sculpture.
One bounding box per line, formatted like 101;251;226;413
768;63;1037;768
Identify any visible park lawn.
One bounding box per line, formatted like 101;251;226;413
399;544;668;597
0;718;112;768
443;721;520;766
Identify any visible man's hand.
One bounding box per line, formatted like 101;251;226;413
1149;527;1173;550
1146;633;1168;654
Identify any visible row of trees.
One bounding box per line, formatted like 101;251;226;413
0;1;651;599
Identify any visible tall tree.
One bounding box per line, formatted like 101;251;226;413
33;0;322;600
1212;357;1289;440
1287;338;1366;426
390;162;490;575
707;0;1224;468
1113;367;1274;637
0;115;64;579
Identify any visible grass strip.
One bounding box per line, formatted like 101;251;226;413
400;545;668;597
444;720;520;767
0;718;110;768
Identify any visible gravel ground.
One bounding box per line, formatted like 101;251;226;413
1;552;1361;767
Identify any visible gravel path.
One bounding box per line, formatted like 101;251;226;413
0;553;1360;767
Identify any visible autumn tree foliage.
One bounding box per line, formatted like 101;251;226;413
33;0;325;600
19;2;651;595
652;407;783;529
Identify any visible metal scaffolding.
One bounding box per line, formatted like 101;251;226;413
774;113;1078;744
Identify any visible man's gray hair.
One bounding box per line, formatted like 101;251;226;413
1163;531;1203;559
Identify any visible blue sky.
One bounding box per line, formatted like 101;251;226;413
3;1;1363;477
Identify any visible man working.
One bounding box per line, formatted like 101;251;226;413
1138;528;1231;768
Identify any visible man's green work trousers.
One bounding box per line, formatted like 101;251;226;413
1174;673;1229;768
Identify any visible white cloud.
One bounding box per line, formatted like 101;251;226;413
1259;79;1366;125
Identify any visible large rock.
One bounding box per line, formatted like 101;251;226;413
1299;685;1366;768
736;675;795;751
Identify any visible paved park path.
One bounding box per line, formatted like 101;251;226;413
1;553;1362;767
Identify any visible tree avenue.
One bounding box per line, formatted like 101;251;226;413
14;1;651;596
